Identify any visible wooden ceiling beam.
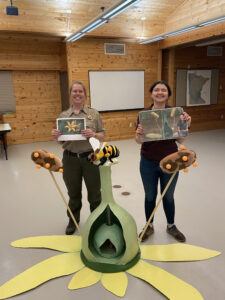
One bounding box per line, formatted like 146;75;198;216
160;22;225;49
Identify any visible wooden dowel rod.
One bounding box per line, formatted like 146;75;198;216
49;171;80;234
139;171;177;242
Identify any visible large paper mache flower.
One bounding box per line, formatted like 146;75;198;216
0;150;220;300
0;235;220;300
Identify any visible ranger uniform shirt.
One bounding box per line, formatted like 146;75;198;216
58;105;104;153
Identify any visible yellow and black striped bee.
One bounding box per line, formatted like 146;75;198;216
88;144;120;166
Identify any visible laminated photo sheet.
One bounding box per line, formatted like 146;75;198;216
57;117;87;141
139;107;188;142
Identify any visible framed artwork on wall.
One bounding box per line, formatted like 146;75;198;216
176;69;219;107
186;70;211;106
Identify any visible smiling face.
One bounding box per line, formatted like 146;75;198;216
70;83;86;107
151;83;169;107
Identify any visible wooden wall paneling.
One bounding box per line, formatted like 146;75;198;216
175;44;225;105
161;49;169;83
0;34;64;71
168;48;175;106
157;49;162;80
185;105;225;131
60;43;68;72
101;111;138;141
161;48;176;105
162;42;225;132
219;68;225;103
0;34;67;145
3;71;62;144
66;38;159;140
0;13;70;36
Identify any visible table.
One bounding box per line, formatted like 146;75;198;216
0;123;11;160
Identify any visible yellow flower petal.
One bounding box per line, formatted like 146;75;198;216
0;252;84;300
140;244;221;262
11;235;82;253
68;267;101;290
101;272;128;297
127;260;203;300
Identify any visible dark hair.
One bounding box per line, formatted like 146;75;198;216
149;80;172;97
70;81;87;97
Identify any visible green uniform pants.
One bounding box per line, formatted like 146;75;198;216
62;151;101;223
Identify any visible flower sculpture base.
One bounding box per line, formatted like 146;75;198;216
80;165;141;273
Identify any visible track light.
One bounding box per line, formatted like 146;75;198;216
102;0;139;19
66;33;85;43
198;16;225;27
140;15;225;45
81;19;103;33
85;20;108;33
140;36;164;44
164;26;197;37
65;0;140;43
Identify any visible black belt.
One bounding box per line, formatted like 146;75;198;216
64;149;92;158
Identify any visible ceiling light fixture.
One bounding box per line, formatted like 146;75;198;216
65;0;140;43
198;16;225;27
66;33;85;43
101;0;139;19
140;15;225;45
86;20;108;33
164;25;197;37
81;19;104;33
140;36;164;44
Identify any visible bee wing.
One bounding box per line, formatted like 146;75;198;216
89;137;101;151
100;142;107;151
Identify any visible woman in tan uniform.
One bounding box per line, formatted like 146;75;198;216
52;81;104;235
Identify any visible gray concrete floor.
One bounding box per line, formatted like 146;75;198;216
0;129;225;300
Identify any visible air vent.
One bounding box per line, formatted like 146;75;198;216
104;43;126;55
207;46;223;56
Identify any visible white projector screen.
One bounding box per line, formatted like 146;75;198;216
89;70;144;111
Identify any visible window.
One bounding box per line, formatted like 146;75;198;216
0;71;16;113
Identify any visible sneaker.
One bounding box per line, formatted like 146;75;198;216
167;225;186;242
65;219;77;235
139;225;154;242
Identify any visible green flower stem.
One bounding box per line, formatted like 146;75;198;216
99;166;115;204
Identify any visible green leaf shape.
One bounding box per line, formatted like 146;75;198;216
0;252;84;299
127;260;203;300
11;235;82;253
140;243;221;262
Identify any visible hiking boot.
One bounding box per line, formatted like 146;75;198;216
65;219;77;235
139;225;154;242
167;225;186;242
